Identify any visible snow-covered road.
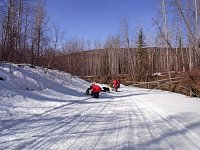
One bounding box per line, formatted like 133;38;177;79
1;87;200;150
1;64;200;150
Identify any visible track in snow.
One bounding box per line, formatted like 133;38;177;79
1;88;200;150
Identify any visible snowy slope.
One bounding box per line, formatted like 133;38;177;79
1;63;200;150
0;63;90;119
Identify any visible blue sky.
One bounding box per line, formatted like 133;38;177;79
45;0;158;42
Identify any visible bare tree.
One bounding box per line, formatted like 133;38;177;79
162;0;172;75
51;23;65;50
32;0;48;66
120;17;134;80
173;0;198;70
104;34;121;75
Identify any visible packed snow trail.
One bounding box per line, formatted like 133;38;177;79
1;64;200;149
1;87;200;150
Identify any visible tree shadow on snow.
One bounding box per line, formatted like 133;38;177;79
1;104;200;149
100;92;149;99
131;112;200;149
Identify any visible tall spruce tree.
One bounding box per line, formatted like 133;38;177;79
136;28;148;80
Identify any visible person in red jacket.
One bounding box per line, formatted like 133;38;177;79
91;83;101;98
113;79;118;91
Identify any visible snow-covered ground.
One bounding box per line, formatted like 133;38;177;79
1;63;200;150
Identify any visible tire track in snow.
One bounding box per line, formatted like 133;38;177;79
143;98;200;149
29;99;110;149
0;97;92;133
128;97;157;150
106;98;134;150
9;98;102;149
62;97;134;150
89;97;138;150
64;100;111;150
28;101;104;149
131;97;175;149
124;98;145;150
132;96;200;150
88;99;119;150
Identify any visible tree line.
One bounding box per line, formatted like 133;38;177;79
0;0;200;82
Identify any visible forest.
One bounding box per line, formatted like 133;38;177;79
1;0;200;96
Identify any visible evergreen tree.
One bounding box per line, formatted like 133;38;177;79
136;28;148;80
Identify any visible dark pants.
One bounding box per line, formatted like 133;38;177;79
91;92;99;98
113;86;118;92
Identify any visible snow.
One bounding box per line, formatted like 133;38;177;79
1;63;200;150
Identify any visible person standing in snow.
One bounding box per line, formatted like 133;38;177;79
117;79;120;89
91;83;101;98
113;78;118;91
